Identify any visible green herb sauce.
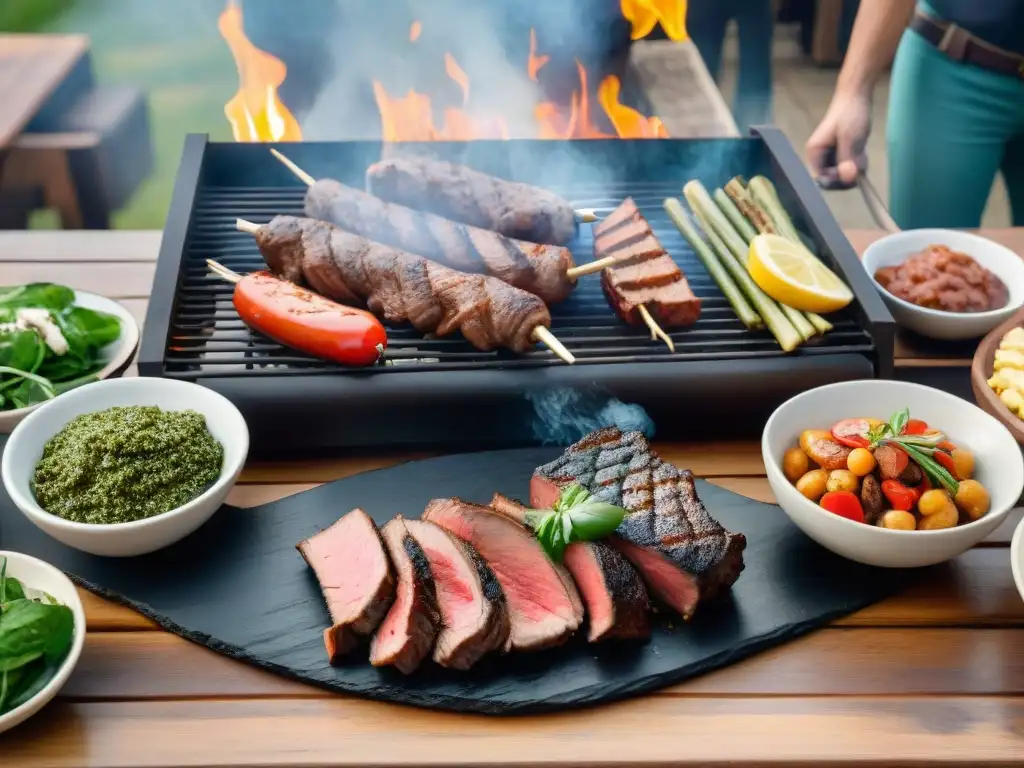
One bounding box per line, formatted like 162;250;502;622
32;405;224;525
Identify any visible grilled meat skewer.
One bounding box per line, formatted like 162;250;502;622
366;154;591;246
237;215;575;363
269;150;577;304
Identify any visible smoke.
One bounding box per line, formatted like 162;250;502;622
525;389;655;446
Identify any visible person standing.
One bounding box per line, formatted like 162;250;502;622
806;1;1024;229
687;0;776;133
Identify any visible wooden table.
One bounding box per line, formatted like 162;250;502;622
2;229;1023;766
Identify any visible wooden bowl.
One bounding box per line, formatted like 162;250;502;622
971;305;1024;445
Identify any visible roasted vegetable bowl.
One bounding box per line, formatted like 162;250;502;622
762;380;1024;568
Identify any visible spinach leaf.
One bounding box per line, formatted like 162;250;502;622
0;284;75;311
0;599;74;672
0;329;46;376
2;657;60;714
59;306;121;350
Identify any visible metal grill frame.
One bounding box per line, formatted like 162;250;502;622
138;130;895;452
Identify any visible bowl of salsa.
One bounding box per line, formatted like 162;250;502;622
862;229;1024;340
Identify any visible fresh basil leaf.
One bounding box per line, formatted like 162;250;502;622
0;284;75;312
555;483;590;512
0;599;74;671
0;329;46;375
565;501;626;541
888;408;910;437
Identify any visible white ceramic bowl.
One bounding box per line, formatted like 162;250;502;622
0;551;86;735
763;379;1024;568
861;229;1024;341
1;377;249;557
1012;517;1024;606
0;291;141;434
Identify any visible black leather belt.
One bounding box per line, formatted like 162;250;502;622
910;11;1024;80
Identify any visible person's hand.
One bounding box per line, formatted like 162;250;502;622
806;90;872;187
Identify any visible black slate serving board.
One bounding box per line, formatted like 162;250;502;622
0;442;900;714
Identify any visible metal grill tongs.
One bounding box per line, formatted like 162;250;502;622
815;149;900;233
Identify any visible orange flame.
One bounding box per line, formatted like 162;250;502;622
409;21;422;42
620;0;689;41
376;28;669;141
218;1;302;142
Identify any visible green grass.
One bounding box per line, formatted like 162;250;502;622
0;0;73;32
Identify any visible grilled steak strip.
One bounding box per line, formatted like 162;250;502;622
296;508;395;663
596;198;702;329
369;517;439;674
423;497;584;652
490;493;649;643
531;427;746;619
404;519;510;670
365;155;578;247
303;178;576;304
253;215;551;354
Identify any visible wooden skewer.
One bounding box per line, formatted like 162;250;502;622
270;148;597;228
206;259;242;285
565;253;630;280
234;219;575;364
637;304;674;352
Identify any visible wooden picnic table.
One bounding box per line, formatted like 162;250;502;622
0;35;89;151
1;228;1022;766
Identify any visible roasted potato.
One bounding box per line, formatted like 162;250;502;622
795;469;828;501
826;469;859;494
954;479;990;520
783;447;810;482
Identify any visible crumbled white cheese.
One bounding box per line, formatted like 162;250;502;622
13;308;69;356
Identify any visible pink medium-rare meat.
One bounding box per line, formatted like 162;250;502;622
490;493;649;643
531;428;746;620
487;493;585;625
365;154;578;246
422;498;583;651
369;517;439;674
403;519;510;670
296;508;395;663
562;541;651;642
594;198;702;329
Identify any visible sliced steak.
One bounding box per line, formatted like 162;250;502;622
423;498;583;651
296;508;394;663
403;519;510;670
369;517;439;674
531;428;746;620
563;541;651;642
488;493;585;625
491;493;649;643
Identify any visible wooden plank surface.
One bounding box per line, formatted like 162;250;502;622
0;35;89;149
3;232;1024;766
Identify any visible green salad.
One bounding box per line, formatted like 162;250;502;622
0;283;122;411
0;558;76;716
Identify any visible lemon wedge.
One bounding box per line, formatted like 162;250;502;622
748;234;854;313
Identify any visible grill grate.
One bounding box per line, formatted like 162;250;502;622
165;181;874;380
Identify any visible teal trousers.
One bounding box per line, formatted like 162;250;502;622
887;26;1024;228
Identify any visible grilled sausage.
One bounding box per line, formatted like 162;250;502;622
304;178;576;304
253;215;551;354
365;154;578;246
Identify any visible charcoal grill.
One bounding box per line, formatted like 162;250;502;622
140;129;895;455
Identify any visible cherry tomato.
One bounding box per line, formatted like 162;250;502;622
903;419;929;435
881;479;917;512
831;418;871;449
233;271;388;366
934;450;958;479
819;490;865;523
911;475;932;502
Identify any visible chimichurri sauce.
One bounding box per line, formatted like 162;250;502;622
32;405;224;525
